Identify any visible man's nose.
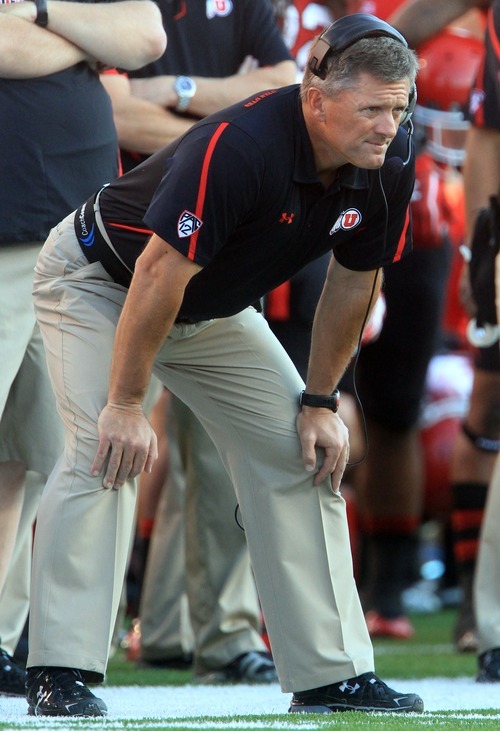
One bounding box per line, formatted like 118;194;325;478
376;112;398;139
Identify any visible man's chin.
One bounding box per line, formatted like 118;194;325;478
362;156;386;170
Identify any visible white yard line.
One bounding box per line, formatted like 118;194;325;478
2;679;500;726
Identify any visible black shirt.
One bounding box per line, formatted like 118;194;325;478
130;0;292;79
95;85;415;321
0;0;119;244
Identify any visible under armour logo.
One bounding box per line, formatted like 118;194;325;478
279;212;295;224
339;681;360;695
178;211;203;238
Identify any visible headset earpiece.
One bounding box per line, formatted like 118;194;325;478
309;13;415;127
400;83;417;128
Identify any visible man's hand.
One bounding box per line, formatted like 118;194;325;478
91;402;158;489
297;407;350;491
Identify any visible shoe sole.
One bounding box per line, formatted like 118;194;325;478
28;702;108;717
476;673;500;683
289;698;424;713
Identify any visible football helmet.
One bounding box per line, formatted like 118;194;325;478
414;28;483;167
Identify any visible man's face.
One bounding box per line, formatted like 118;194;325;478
321;72;411;169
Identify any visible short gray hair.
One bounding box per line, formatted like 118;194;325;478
300;36;419;99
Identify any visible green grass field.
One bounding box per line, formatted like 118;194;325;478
2;609;498;731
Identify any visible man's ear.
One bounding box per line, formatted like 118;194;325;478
307;87;327;120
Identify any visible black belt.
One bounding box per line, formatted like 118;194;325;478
74;194;133;288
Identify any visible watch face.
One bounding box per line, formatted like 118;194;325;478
177;78;195;94
175;77;196;112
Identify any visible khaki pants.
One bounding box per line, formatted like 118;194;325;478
28;214;373;692
474;251;500;654
140;395;267;674
0;244;63;475
0;243;63;653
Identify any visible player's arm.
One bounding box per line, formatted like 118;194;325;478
458;126;500;312
389;0;490;47
297;258;382;489
130;59;297;117
1;0;166;70
92;234;202;490
100;73;194;154
463;126;500;241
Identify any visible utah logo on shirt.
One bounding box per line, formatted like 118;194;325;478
178;210;203;238
330;208;362;235
206;0;233;19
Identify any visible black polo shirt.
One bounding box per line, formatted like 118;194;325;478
98;84;414;321
0;0;120;244
130;0;293;80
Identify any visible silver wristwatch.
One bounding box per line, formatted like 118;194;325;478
174;76;197;113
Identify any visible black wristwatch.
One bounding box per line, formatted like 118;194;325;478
299;389;340;413
34;0;48;26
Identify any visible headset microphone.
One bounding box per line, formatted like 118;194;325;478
385;117;414;175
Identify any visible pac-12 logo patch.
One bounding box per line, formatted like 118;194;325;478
206;0;233;18
178;211;203;238
329;208;362;235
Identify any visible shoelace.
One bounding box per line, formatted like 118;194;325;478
352;674;405;704
35;668;91;698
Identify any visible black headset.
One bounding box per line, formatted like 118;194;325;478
308;13;416;129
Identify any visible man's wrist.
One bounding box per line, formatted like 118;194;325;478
299;389;340;413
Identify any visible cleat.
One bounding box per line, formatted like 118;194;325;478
0;647;26;697
365;610;415;640
26;667;107;717
194;651;278;685
289;672;424;713
477;648;500;683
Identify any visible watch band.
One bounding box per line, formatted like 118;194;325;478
34;0;48;26
174;76;196;113
299;389;340;412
